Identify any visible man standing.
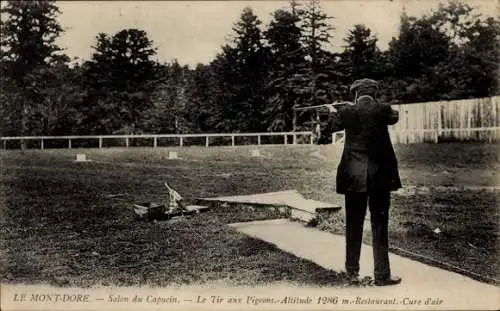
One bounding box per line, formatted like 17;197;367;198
318;78;402;286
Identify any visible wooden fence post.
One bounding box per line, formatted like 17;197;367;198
179;137;183;147
205;136;209;147
40;139;44;150
99;137;103;149
231;135;235;146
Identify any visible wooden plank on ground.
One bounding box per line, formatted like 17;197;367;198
198;190;341;214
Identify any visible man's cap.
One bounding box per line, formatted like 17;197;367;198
350;79;379;92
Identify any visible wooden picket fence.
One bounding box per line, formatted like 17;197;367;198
388;95;500;143
1;96;500;149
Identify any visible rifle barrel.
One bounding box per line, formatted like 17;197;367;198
293;102;353;111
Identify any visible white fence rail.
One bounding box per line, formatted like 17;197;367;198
0;131;315;150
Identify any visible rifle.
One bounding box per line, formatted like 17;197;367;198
293;99;401;112
293;101;354;114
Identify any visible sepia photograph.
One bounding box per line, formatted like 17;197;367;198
0;0;499;310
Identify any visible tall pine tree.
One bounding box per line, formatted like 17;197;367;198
214;7;269;132
1;0;68;137
264;3;305;131
341;24;382;81
82;29;160;134
292;0;335;130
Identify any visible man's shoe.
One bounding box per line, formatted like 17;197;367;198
347;274;361;285
374;276;402;286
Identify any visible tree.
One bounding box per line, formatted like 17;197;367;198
292;0;336;130
385;10;452;102
263;4;306;131
298;0;335;106
0;0;67;78
426;0;500;97
81;29;160;134
23;63;86;135
144;61;194;134
0;0;68;137
342;24;383;81
459;16;500;97
188;63;220;133
205;45;241;132
384;0;500;102
426;0;476;46
0;63;23;136
300;0;333;70
213;7;269;132
265;8;304;65
388;13;450;80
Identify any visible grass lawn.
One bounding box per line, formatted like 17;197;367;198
0;143;498;287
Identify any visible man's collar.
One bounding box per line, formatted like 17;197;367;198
357;95;375;105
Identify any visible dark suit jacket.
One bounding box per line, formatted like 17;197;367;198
320;97;402;194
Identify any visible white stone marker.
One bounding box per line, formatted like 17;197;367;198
168;151;178;159
251;149;260;157
76;154;87;162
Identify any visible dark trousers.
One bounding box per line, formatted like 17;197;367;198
344;191;391;280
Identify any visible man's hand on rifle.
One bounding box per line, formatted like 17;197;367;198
325;103;337;113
